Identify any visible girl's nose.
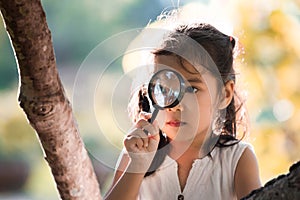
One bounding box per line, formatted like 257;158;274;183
166;103;183;112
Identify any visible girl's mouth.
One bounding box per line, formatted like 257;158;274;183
166;121;187;127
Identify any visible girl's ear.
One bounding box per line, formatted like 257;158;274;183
219;80;235;110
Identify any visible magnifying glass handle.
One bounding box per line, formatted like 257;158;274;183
149;109;159;123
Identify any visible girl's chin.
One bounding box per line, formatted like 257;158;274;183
162;129;196;142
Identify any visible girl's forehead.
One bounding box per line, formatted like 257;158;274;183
154;55;207;79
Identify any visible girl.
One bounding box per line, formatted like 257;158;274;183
105;22;261;200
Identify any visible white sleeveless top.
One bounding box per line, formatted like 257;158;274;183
138;142;253;200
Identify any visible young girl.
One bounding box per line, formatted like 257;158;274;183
105;22;261;200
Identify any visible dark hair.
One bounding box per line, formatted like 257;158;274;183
153;23;246;144
135;23;247;177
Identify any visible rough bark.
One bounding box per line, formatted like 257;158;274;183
243;161;300;200
0;1;102;199
1;1;300;200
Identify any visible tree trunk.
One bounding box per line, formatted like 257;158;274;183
0;1;102;199
243;161;300;200
1;1;299;200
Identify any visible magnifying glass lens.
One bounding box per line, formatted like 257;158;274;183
149;70;183;108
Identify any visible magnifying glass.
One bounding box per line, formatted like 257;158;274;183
148;69;186;123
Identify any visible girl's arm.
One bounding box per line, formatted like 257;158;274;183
105;119;160;200
104;154;145;200
104;153;144;200
234;147;262;199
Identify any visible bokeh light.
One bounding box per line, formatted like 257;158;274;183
0;0;300;199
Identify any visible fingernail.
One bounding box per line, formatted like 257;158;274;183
140;111;151;116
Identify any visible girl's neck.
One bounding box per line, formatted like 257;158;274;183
168;135;204;161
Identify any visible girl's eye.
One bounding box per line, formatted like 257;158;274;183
185;86;198;93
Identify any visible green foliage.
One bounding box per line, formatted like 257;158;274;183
1;0;300;197
0;0;165;91
0;116;40;160
0;19;18;90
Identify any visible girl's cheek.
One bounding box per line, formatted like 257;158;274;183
156;110;166;128
182;93;199;109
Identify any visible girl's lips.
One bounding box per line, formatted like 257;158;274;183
166;121;186;127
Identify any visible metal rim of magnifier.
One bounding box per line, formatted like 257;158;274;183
148;69;186;110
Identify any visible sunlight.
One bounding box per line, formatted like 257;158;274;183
122;1;235;74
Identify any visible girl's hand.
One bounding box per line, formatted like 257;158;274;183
124;112;160;173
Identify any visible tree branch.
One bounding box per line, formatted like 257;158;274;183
0;1;102;199
243;161;300;200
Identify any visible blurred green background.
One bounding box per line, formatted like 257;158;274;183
0;0;300;199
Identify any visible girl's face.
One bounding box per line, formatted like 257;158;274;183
154;55;220;144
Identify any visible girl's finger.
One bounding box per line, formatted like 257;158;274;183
125;128;150;149
138;111;152;120
140;120;160;142
125;135;143;152
136;120;158;136
135;137;144;150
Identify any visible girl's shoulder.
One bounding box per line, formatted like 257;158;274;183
211;141;255;173
212;141;254;160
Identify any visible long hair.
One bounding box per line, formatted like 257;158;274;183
128;23;248;177
152;23;247;145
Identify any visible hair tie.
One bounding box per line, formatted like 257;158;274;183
229;36;233;42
